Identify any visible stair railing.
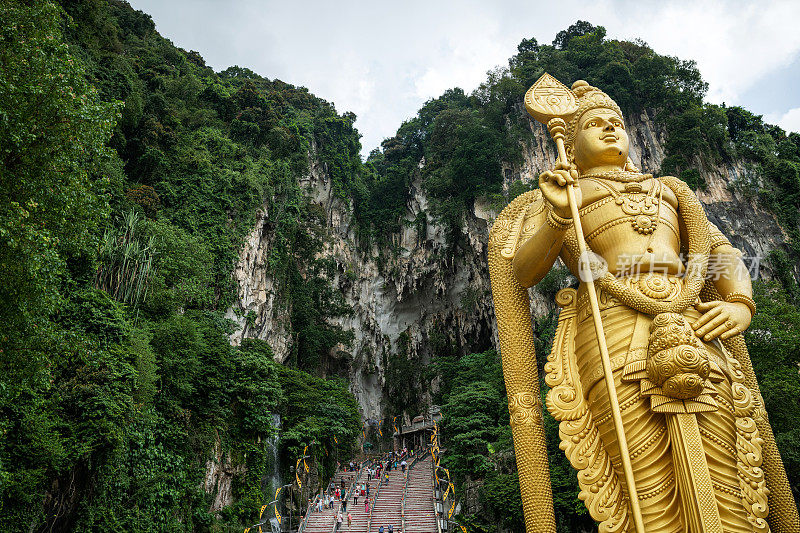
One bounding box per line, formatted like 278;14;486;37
430;452;443;533
299;473;333;533
297;495;315;533
299;465;341;533
400;460;410;533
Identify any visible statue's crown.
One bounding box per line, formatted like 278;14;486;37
524;74;623;148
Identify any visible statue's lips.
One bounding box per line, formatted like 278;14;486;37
601;134;619;142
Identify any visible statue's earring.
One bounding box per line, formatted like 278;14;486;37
565;146;577;172
624;157;640;173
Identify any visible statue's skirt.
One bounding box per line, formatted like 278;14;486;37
573;285;755;532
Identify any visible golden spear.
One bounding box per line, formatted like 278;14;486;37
525;73;646;533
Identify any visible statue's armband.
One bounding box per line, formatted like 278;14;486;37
707;221;733;253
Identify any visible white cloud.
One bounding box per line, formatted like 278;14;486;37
129;0;800;156
411;17;508;99
610;0;800;104
767;107;800;134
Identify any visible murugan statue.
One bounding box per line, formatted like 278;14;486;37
488;74;800;532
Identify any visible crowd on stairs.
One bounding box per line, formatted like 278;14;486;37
299;448;438;533
367;453;404;533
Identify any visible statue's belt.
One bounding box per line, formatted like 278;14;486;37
575;272;685;322
573;273;729;396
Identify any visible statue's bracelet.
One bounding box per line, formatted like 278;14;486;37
547;209;572;231
724;292;756;317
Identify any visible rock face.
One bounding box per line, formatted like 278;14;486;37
204;435;247;513
226;109;786;419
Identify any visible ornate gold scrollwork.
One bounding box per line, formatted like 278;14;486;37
508;392;543;426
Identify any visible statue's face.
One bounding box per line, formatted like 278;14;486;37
573;109;629;172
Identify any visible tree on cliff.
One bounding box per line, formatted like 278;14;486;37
0;0;119;350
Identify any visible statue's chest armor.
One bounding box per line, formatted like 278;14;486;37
576;179;682;272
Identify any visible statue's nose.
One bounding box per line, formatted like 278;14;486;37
604;123;615;131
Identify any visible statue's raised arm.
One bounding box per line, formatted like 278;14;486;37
488;74;800;533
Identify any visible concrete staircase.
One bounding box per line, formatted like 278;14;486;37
341;485;370;533
302;498;337;533
302;467;357;533
369;467;404;533
303;456;437;533
403;456;437;533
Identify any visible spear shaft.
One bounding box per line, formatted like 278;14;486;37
547;118;646;533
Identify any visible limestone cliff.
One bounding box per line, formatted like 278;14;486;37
226;109;787;419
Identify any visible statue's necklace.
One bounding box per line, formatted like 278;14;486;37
563;176;709;316
585;177;663;236
580;170;652;183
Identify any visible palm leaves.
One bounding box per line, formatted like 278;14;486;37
94;210;157;307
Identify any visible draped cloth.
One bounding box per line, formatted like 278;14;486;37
572;290;755;532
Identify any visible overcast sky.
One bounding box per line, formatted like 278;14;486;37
128;0;800;158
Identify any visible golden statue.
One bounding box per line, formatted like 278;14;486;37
488;74;800;533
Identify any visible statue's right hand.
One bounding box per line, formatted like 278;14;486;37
539;168;581;219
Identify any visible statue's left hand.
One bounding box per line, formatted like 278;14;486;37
692;301;752;341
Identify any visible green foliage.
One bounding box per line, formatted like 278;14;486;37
440;351;506;482
423;108;507;246
126;183;161;217
384;332;425;417
552;20;597;50
283;205;354;371
768;249;799;298
659;103;729;189
363;87;518;249
0;0;119;336
746;282;800;494
142;218;215;312
0;1;363;530
479;472;524;530
725;107;800;253
254;337;360;480
94;210;157;308
230;344;284;437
